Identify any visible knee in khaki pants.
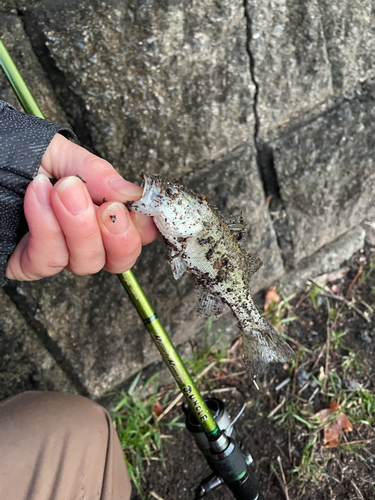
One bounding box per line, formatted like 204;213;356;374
0;391;131;500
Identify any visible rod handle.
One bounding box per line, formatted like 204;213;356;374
208;439;262;500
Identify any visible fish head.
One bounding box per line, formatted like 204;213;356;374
128;172;204;238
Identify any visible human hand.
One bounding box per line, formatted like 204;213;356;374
5;134;159;281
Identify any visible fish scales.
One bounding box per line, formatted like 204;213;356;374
127;172;294;380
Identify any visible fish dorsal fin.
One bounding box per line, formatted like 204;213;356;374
225;213;248;246
197;285;224;317
247;254;263;278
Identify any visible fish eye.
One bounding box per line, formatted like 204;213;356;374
166;187;177;196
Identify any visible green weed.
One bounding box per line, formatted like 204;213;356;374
265;270;375;494
330;329;349;350
342;351;363;375
272;393;312;429
112;372;164;498
271;338;374;490
307;282;324;309
345;388;375;426
263;289;297;329
292;435;331;486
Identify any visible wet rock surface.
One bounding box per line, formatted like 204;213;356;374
0;0;374;398
246;0;333;137
272;81;375;266
318;0;375;94
279;226;366;296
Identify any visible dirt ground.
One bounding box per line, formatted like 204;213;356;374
129;244;375;500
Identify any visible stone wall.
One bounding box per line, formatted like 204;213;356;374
0;0;373;399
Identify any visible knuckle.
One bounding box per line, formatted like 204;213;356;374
21;248;68;280
104;247;141;274
89;248;106;267
84;153;113;174
105;258;136;274
45;255;69;273
69;251;105;276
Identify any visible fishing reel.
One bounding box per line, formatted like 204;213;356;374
182;396;265;500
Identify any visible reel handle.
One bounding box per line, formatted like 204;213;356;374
208;437;262;500
225;465;265;500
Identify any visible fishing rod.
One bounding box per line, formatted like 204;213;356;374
0;39;264;500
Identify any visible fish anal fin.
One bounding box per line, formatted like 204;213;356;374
241;316;295;380
197;286;224;317
247;254;263;277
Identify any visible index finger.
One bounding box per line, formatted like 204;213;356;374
40;133;143;205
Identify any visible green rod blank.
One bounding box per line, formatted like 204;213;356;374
118;271;218;434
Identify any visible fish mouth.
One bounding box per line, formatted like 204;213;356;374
127;172;162;216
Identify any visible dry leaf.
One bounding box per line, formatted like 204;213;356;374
316;401;353;448
264;286;280;312
153;401;164;417
329;401;340;411
324;413;353;448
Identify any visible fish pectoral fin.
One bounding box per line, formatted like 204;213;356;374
246;254;263;277
225;213;248;245
197;286;224;317
241;316;295;380
169;250;188;280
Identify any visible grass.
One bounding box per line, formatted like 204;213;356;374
292;434;331;485
279;381;375;487
112;372;163;498
263;288;297;329
267;264;375;493
307;281;323;310
271;375;375;488
330;328;348;350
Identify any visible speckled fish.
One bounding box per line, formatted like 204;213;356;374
127;173;294;380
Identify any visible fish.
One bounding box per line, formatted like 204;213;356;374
127;172;295;380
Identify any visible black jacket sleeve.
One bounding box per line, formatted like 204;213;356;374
0;100;73;286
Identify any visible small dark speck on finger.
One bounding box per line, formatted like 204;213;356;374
76;174;87;183
109;215;117;223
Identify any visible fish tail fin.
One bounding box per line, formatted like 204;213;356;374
241;316;295;380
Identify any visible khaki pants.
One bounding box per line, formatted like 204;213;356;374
0;391;132;500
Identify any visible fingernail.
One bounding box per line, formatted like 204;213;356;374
109;177;143;198
102;202;129;234
33;174;51;207
56;176;89;215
